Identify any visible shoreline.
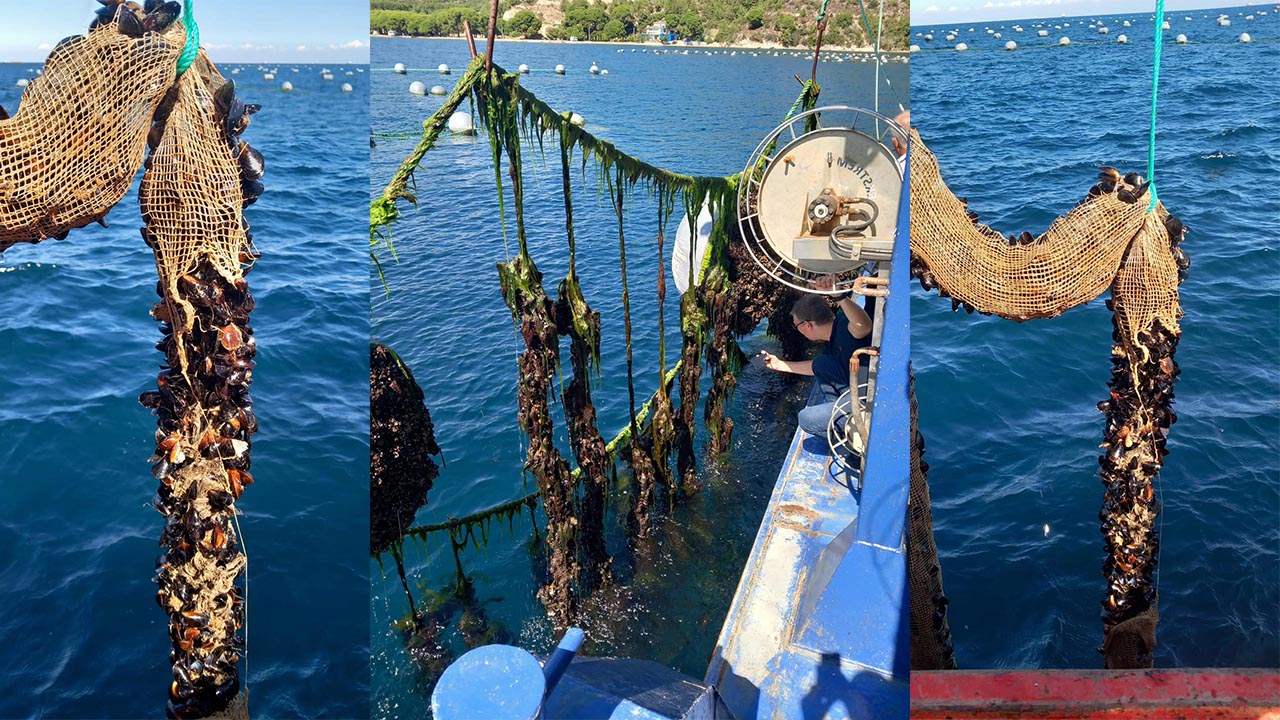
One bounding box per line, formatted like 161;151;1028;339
369;33;908;55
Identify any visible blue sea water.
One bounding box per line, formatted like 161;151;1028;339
0;59;371;716
911;7;1279;668
369;37;908;716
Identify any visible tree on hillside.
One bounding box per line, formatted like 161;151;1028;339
776;13;796;45
507;9;543;37
600;19;628;40
744;7;765;30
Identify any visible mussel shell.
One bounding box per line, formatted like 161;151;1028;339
143;1;181;33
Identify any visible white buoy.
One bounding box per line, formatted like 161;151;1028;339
264;73;275;81
429;85;447;95
672;205;714;295
589;63;599;74
987;28;995;34
281;81;294;92
409;81;427;95
909;44;921;52
955;42;969;51
1005;40;1017;50
994;32;1002;38
1038;29;1049;37
341;83;353;92
518;63;529;74
1059;36;1070;46
1098;26;1109;34
1218;16;1231;26
569;112;584;126
924;33;933;40
1162;21;1171;30
1239;32;1252;42
394;63;407;74
1123;20;1131;27
1176;33;1187;44
600;69;608;76
438;63;450;74
945;33;956;41
447;111;474;135
231;68;240;75
1117;34;1128;43
554;64;565;75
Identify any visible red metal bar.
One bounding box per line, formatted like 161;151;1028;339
912;669;1280;719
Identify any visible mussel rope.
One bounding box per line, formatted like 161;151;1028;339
1147;0;1165;211
177;0;199;75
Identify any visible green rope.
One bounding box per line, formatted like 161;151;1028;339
176;0;199;75
816;0;831;23
1146;0;1165;211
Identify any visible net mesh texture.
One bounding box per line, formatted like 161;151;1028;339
0;19;182;250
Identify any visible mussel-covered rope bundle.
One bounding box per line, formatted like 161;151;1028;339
908;131;1187;669
0;9;182;249
554;127;613;575
370;342;442;621
140;30;266;719
481;74;582;628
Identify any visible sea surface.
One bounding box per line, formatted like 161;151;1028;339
0;61;371;716
911;7;1279;668
370;37;908;716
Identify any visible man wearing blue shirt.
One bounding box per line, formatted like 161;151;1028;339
760;276;876;443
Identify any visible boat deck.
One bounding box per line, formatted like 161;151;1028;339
704;418;909;720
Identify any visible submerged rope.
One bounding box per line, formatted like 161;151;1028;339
1147;0;1165;211
177;0;199;75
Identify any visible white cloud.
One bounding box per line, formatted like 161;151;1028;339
295;44;306;51
36;43;50;50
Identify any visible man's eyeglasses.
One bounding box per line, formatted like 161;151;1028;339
793;320;809;331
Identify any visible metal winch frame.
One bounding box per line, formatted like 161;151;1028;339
737;105;907;476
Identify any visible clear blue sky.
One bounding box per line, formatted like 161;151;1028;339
913;0;1264;25
0;1;369;63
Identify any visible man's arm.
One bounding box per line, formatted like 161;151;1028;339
836;296;872;339
761;353;813;376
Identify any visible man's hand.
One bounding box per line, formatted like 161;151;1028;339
761;351;787;372
812;274;837;292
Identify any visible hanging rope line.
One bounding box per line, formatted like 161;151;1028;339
176;0;199;75
1147;0;1166;211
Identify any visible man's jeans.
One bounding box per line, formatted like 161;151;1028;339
797;354;850;441
797;354;868;445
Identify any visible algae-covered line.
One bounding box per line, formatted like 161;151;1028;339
373;59;826;629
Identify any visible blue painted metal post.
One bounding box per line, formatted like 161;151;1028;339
542;627;584;697
855;147;911;549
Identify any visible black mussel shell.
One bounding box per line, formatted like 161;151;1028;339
144;1;181;33
238;144;265;180
214;81;236;115
117;8;145;37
